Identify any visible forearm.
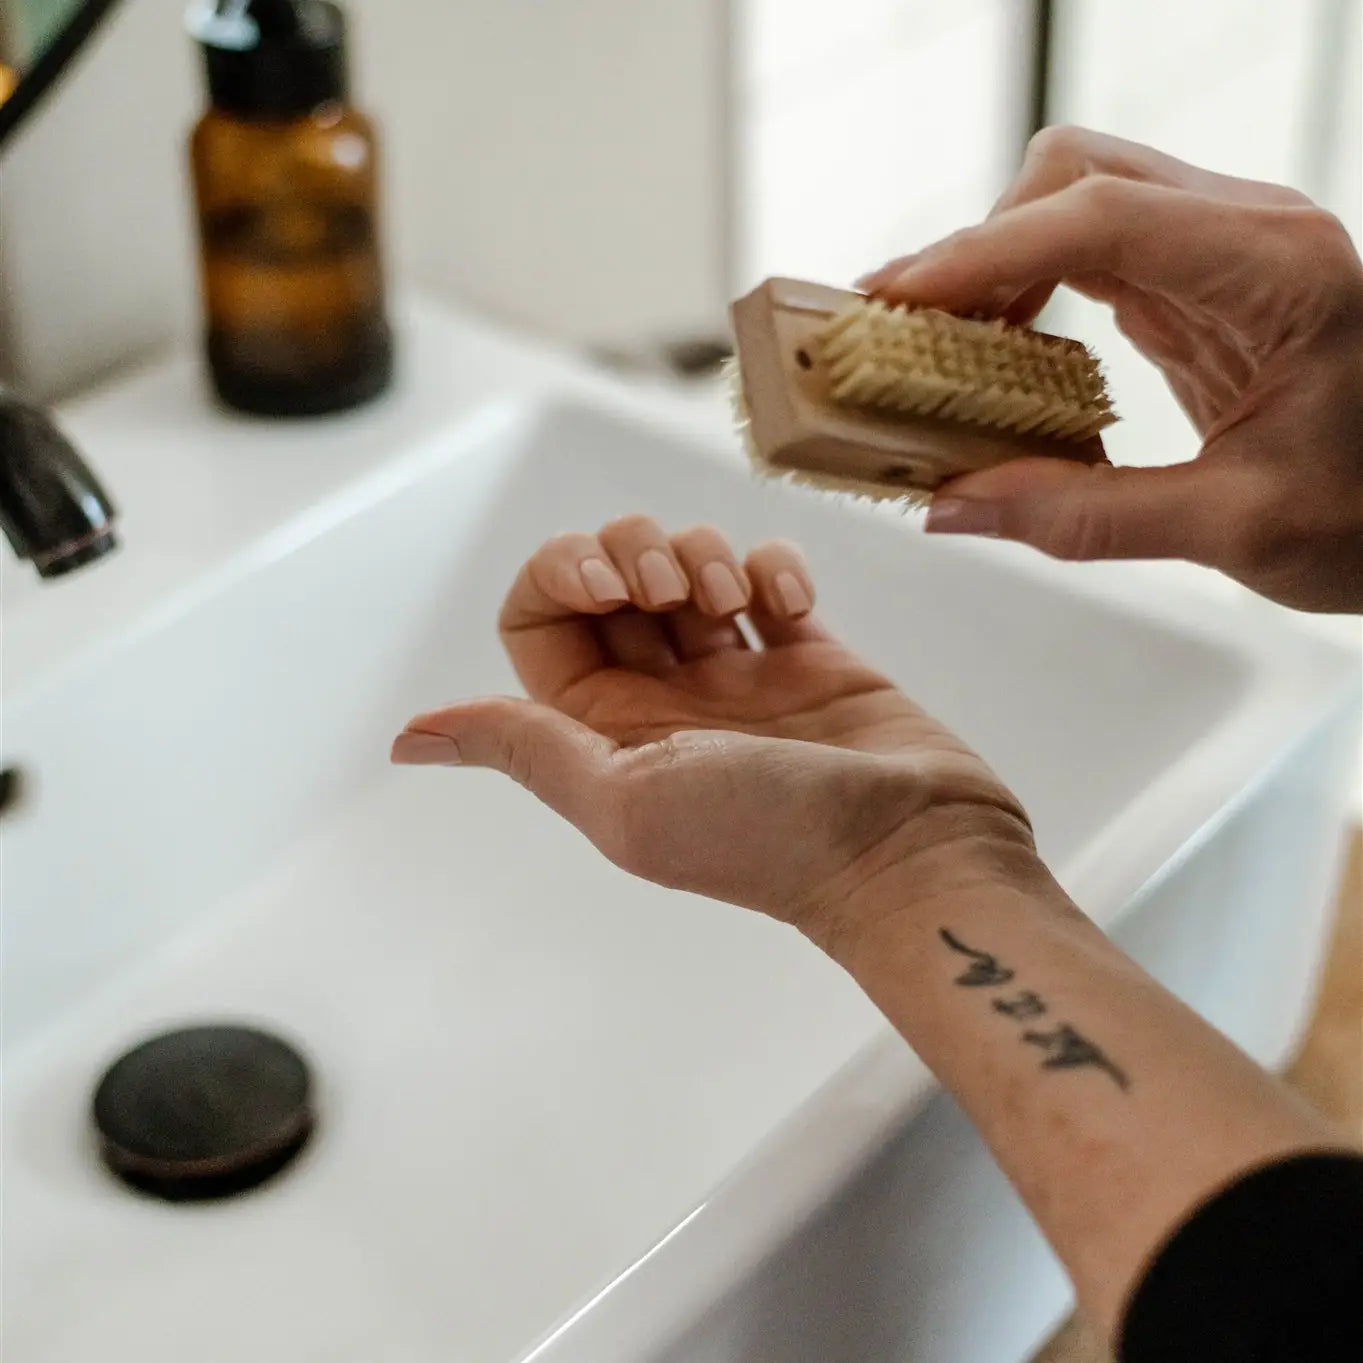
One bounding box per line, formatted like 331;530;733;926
819;821;1352;1342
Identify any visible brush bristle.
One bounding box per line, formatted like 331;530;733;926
819;300;1115;441
722;353;761;470
780;464;931;509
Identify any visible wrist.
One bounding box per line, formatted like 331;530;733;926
799;800;1056;969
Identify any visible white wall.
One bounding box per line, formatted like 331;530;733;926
736;0;1028;290
0;0;730;401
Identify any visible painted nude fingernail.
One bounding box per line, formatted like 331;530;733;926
774;570;812;617
925;498;1002;537
391;732;462;765
637;548;688;606
700;561;747;614
580;557;629;603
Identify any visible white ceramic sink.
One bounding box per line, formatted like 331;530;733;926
2;301;1359;1363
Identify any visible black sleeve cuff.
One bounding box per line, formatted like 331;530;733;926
1119;1152;1363;1363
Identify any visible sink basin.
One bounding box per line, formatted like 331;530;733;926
3;302;1359;1363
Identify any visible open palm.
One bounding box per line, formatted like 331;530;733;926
394;517;1026;931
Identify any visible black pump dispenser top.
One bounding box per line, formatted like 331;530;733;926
187;0;348;118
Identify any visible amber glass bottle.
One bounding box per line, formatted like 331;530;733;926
188;0;391;416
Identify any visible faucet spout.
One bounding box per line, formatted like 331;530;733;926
0;387;118;579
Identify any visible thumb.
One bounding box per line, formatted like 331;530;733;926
391;696;620;840
925;457;1229;564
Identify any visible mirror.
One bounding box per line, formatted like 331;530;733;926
0;0;122;144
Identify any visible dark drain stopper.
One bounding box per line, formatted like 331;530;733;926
92;1024;314;1201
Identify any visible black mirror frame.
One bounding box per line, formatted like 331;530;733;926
0;0;124;148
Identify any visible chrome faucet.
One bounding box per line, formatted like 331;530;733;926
0;386;118;579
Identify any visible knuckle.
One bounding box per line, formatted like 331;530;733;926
1240;204;1363;334
1263;182;1314;209
1075;173;1130;215
601;512;660;540
540;531;584;556
753;536;805;562
678;521;726;544
1297;206;1351;242
1267;205;1356;260
1290;210;1363;326
517;555;566;612
674;521;718;540
672;523;727;557
482;703;537;787
502;736;537;791
942;221;987;254
1033;491;1121;562
1303;210;1363;276
1027;123;1088;163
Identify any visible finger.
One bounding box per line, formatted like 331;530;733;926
859;129;1311;319
499;531;630;632
393;697;621;848
864;260;1051;324
873;179;1290;328
854;252;920;292
669;525;752;616
924;457;1243;566
992;125;1313;218
745;539;815;618
499;532;630;702
665;604;747;660
1000;280;1059;326
598;514;690;611
746;600;834;648
744;541;833;646
858;128;1155;306
596;610;678;672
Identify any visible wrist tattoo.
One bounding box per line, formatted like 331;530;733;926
937;928;1016;986
992;990;1047;1020
938;928;1130;1092
1021;1023;1130;1090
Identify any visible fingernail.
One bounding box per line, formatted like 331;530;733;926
699;560;747;614
774;570;812;617
925;498;1002;537
580;557;629;604
637;548;688;606
391;731;462;765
